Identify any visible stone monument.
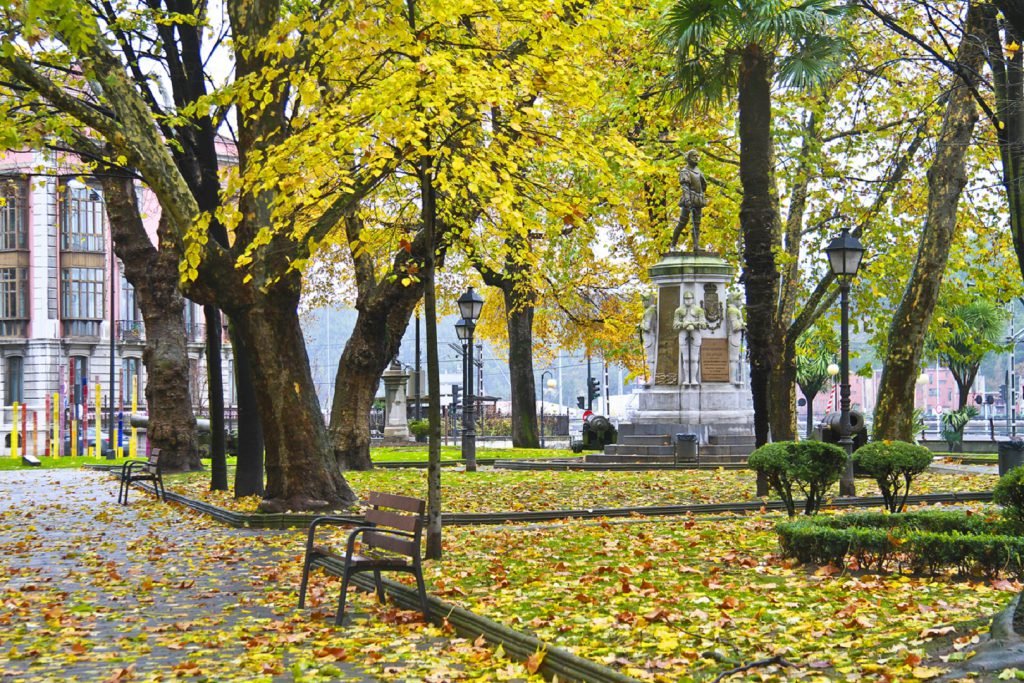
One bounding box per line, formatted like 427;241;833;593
633;251;753;441
381;360;413;444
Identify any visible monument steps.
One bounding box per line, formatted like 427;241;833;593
602;444;675;457
597;431;755;466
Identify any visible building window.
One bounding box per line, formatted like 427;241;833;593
120;273;139;322
62;267;103;319
6;356;22;405
118;273;144;341
122;357;141;407
0;178;27;251
61;183;104;252
0;267;27;320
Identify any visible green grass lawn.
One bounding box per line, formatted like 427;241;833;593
0;454;134;470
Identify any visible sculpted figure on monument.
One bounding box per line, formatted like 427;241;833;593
640;295;658;376
673;290;707;332
727;289;746;384
670;150;708;251
727;290;745;335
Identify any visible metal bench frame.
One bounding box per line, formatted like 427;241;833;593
298;491;429;625
117;449;165;504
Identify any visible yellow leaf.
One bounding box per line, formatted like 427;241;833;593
525;648;546;674
912;666;947;679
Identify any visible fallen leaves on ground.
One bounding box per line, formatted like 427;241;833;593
0;470;543;682
167;466;996;516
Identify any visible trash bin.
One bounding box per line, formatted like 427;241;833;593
998;438;1024;476
675;433;698;463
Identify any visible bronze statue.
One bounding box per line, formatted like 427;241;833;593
670;150;707;251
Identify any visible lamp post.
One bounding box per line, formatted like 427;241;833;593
825;228;865;497
456;287;484;471
540;371;555;448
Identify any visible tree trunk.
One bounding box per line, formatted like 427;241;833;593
479;262;539;448
984;6;1024;283
205;305;227;490
738;44;781;496
230;274;356;512
231;322;264;497
419;155;444;560
874;6;983;440
100;176;200;472
504;291;538;448
330;275;422;471
767;348;798;442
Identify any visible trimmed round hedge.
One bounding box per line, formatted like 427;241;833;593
994;466;1024;527
749;441;846;517
852;440;932;512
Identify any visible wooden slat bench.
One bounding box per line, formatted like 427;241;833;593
298;491;429;625
117;449;165;505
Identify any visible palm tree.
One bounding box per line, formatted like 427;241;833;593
935;300;1007;410
659;0;850;452
796;352;833;439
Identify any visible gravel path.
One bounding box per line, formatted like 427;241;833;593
0;469;396;682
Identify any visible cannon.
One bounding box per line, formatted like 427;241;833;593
817;410;868;451
571;413;618;453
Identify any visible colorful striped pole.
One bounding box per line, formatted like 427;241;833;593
94;381;101;459
52;392;59;457
10;402;18;459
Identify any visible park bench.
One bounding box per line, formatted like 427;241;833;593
117;449;165;505
298;491;429;626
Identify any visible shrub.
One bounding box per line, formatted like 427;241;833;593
408;419;430;438
940;405;978;451
748;441;847;516
776;511;1024;578
994;466;1024;528
853;440;933;512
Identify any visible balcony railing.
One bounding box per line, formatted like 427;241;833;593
118;319;145;342
0;319;27;338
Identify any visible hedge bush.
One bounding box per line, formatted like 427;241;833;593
852;440;933;512
994;466;1024;528
748;441;847;517
776;511;1024;578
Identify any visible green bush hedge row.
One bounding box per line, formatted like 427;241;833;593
777;511;1024;578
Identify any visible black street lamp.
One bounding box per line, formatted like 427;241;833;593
540;370;555;448
456;287;484;471
825;228;865;496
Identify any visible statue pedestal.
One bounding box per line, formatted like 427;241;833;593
381;363;413;444
630;251;753;442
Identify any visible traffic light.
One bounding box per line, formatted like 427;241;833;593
587;377;601;401
576;396;585;409
451;384;462;412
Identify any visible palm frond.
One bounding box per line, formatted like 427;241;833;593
776;35;851;90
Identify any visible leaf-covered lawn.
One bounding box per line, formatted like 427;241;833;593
167;466;998;516
423;513;1019;681
2;469;1014;681
371;445;577;462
